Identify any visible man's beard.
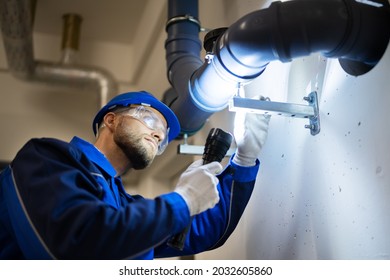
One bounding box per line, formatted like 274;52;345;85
114;123;156;170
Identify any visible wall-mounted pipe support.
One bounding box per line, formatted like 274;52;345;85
229;91;321;136
176;88;323;153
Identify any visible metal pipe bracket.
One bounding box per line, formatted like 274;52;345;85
229;91;321;135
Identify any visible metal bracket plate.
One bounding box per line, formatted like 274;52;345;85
177;144;235;157
229;91;321;135
177;91;321;156
177;133;235;157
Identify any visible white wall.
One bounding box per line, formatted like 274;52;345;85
198;0;390;260
245;49;390;260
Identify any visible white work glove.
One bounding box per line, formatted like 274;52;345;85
174;159;223;216
233;98;271;166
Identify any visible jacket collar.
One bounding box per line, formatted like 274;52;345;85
70;136;117;178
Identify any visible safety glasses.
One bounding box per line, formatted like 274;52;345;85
119;105;169;155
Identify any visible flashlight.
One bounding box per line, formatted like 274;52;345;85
168;128;233;251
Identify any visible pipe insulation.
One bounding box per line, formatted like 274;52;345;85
0;0;117;107
166;0;390;135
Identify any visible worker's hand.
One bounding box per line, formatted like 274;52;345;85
174;159;223;216
233;97;271;166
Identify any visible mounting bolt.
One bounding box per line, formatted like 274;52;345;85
305;124;315;130
205;54;214;64
303;96;313;103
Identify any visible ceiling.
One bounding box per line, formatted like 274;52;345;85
33;0;149;45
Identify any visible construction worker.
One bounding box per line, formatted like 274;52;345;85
0;90;270;259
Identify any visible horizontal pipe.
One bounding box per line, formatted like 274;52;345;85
216;0;390;78
35;61;117;107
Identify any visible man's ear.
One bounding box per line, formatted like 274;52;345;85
103;112;116;132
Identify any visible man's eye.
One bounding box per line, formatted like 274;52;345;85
143;116;155;128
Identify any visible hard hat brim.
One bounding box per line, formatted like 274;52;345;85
93;91;181;142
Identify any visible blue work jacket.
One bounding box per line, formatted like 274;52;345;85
0;136;259;259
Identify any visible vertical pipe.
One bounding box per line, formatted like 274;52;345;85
61;14;82;64
0;0;35;79
165;0;210;135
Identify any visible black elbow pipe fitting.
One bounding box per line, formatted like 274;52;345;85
337;0;390;75
217;0;390;78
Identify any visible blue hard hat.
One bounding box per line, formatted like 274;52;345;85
92;91;181;142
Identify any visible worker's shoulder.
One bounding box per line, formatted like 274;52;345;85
18;137;79;159
24;137;70;149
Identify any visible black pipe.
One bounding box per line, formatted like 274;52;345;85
217;0;390;78
165;0;209;135
165;0;390;136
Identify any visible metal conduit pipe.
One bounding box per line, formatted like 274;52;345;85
33;61;117;107
166;0;390;136
0;0;117;108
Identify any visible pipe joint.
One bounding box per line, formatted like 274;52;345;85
166;14;201;32
216;34;268;80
